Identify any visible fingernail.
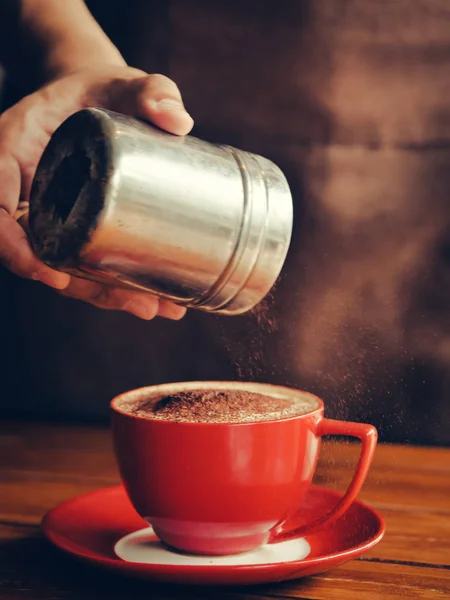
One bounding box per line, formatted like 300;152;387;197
152;98;187;112
159;304;187;321
125;300;157;321
32;270;70;289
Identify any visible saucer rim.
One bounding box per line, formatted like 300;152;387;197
41;484;385;583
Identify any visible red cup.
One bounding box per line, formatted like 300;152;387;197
111;381;377;556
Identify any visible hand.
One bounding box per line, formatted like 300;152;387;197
0;66;194;320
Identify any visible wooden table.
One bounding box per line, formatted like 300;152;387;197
0;422;449;599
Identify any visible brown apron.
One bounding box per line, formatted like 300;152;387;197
2;0;450;443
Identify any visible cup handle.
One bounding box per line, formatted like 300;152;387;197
268;419;378;544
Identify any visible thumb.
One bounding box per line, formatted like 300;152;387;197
136;74;194;136
103;73;194;136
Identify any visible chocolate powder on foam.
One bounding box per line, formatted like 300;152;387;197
125;390;317;423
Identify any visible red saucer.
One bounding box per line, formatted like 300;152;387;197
42;485;385;586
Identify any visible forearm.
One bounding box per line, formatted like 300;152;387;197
21;0;126;79
1;0;126;82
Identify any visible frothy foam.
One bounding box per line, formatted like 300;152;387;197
115;389;319;423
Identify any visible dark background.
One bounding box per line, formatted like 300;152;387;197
1;0;450;445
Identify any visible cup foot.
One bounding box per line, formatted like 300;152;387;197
149;518;276;556
153;526;269;556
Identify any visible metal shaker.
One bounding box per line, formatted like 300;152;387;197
29;108;293;315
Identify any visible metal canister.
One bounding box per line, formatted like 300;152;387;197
29;108;293;315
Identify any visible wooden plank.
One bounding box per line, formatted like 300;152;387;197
1;423;449;568
2;423;449;513
265;561;450;599
315;440;450;512
0;479;118;524
0;525;448;600
365;507;450;566
3;422;450;483
1;479;448;567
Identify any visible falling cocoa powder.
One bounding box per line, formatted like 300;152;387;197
219;283;280;382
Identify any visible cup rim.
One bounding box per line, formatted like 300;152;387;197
110;381;324;426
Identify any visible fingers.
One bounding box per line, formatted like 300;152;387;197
60;277;158;319
157;300;187;321
60;277;186;321
0;118;69;288
0;208;70;289
0;215;188;320
0;69;192;322
98;73;194;136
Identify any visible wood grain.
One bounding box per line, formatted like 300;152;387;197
1;421;449;599
0;525;449;600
